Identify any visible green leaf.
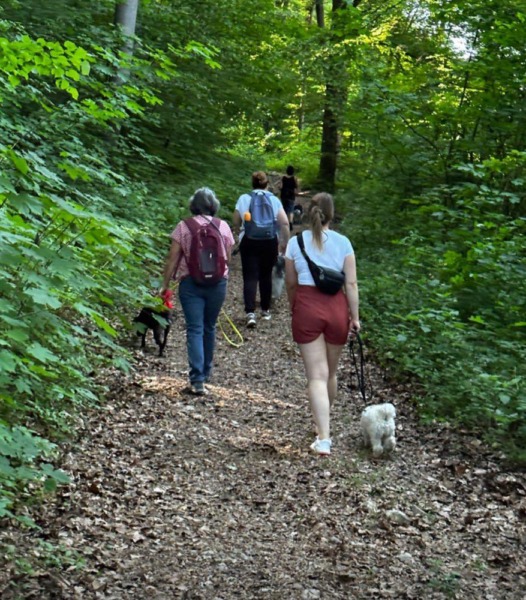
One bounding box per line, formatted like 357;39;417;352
44;478;58;492
41;463;71;485
0;457;15;477
26;343;59;364
0;176;16;194
0;351;18;373
5;329;29;343
25;288;62;309
91;313;117;337
469;315;486;325
8;152;29;175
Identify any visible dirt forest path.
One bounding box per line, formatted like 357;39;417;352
2;197;525;599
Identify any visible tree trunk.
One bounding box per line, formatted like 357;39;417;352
318;83;344;193
114;0;139;83
315;0;325;28
316;0;347;193
115;0;139;38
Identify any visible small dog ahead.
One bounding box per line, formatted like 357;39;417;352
293;203;303;225
360;403;396;457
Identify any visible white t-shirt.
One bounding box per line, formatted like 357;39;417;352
286;229;354;286
235;190;283;241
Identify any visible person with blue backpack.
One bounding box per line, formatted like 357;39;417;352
233;171;290;328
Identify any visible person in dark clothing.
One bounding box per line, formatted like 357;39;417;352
279;165;299;231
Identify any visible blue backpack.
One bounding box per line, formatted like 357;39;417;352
244;191;277;240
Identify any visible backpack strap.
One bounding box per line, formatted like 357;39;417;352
297;232;316;270
184;215;219;233
248;190;263;211
249;190;270;203
184;216;226;254
183;216;198;235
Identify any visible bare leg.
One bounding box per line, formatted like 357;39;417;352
299;335;344;440
326;342;344;406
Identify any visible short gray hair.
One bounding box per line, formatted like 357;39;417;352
189;187;220;216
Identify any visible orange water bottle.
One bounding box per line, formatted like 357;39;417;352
244;211;251;221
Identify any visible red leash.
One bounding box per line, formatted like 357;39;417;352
161;289;174;309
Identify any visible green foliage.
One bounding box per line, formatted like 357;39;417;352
343;153;526;457
0;17;200;517
330;0;526;460
2;538;85;588
0;424;70;519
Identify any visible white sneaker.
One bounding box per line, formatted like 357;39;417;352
246;313;256;328
261;311;271;321
310;438;332;456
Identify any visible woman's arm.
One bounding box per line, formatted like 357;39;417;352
161;240;181;292
232;210;242;237
276;207;290;253
343;253;360;334
285;258;298;312
224;224;235;262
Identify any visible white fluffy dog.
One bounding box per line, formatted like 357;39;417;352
360;403;396;457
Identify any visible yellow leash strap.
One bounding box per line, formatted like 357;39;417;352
218;309;244;348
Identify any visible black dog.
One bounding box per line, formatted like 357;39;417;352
133;291;174;357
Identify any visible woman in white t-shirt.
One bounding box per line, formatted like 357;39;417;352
285;192;360;456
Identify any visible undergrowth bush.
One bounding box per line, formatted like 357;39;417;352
340;158;526;462
0;24;192;518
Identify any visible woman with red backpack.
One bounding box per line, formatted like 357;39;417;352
160;188;235;395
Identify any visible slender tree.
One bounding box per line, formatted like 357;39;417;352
114;0;139;83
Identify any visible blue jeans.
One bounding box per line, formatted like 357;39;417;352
178;277;227;384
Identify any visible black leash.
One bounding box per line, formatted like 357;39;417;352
349;333;368;404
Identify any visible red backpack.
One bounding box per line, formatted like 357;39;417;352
184;217;226;286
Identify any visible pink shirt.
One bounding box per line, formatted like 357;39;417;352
171;216;235;281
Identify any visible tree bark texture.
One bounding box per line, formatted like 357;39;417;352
315;0;325;28
317;0;350;193
114;0;139;83
318;83;346;194
115;0;139;37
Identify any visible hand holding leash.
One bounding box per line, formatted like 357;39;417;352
349;318;361;338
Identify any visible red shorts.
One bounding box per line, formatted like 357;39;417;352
291;285;349;345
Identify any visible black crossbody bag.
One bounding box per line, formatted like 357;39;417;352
297;232;345;295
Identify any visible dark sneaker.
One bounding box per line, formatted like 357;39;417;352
187;382;207;396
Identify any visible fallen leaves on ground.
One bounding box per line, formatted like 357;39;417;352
1;247;525;600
